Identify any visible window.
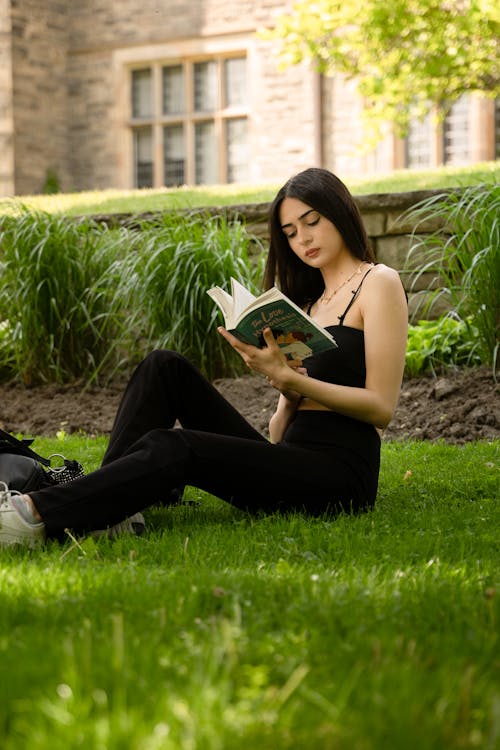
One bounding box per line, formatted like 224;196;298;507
132;70;152;118
225;58;246;107
162;65;184;115
130;55;248;188
195;121;218;184
405;113;433;168
133;128;153;188
194;62;217;112
163;125;185;187
226;118;248;182
443;96;470;165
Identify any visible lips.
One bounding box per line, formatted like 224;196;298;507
305;248;320;258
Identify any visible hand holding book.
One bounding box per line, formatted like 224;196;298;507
207;278;337;361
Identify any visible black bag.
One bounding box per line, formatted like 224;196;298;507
0;428;85;493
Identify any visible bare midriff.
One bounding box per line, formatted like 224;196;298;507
296;397;331;412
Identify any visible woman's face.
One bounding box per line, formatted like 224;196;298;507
279;197;348;269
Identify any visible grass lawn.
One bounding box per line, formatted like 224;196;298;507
0;435;498;749
0;161;499;218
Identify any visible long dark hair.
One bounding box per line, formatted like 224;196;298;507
264;168;375;307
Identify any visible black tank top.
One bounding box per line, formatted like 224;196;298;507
304;267;373;387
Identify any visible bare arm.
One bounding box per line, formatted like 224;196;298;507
270;268;407;428
268;393;300;443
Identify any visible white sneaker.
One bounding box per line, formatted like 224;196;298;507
0;482;45;548
91;512;146;539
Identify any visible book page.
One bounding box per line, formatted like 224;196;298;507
233;287;284;325
230;278;257;320
206;286;234;326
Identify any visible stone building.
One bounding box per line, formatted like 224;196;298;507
1;0;499;197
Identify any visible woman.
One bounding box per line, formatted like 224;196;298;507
0;168;408;547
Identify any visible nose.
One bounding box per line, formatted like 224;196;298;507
297;225;312;246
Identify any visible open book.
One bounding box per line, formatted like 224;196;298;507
207;278;337;361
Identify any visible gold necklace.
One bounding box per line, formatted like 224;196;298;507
320;263;365;305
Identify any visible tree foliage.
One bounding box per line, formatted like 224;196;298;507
265;0;500;139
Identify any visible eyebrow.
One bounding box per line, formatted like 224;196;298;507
281;208;316;230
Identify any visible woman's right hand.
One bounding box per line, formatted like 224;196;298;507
270;365;308;403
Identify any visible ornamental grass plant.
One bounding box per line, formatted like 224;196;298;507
0;210;135;384
406;182;500;373
125;212;264;380
0;210;263;383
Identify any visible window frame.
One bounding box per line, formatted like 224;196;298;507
128;52;248;188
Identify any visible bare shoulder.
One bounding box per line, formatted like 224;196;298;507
362;263;407;314
367;263;402;286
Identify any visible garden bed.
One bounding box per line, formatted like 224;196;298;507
1;366;498;443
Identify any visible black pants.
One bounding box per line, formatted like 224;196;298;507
32;351;379;537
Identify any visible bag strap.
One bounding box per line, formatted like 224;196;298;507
0;428;51;467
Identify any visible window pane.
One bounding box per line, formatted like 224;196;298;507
164;125;185;187
132;69;152;118
194;61;217;112
195;121;218;184
443;96;469;165
226;118;248;182
225;58;246;108
406;113;433;168
133;128;153;188
163;65;184;114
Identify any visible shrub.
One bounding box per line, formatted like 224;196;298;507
406;182;499;373
405;317;481;376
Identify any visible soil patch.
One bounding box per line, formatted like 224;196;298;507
0;367;498;443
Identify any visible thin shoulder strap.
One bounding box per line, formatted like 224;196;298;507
338;266;374;325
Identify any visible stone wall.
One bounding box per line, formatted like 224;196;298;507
10;1;70;195
0;0;14;195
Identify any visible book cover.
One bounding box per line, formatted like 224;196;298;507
208;278;337;361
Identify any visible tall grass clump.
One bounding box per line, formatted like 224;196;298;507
0;210;135;384
127;212;265;380
0;209;264;384
406;182;499;373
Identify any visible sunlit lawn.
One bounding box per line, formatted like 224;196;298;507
0;435;498;749
0;161;499;218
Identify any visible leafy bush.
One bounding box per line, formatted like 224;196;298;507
406;182;499;372
406;317;481;376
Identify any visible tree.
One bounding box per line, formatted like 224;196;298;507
265;0;500;141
